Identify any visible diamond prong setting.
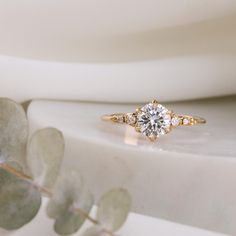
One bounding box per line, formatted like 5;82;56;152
152;99;159;104
148;134;157;142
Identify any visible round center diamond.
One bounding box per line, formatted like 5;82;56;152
137;103;171;138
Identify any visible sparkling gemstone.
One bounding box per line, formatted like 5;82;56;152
137;103;171;138
126;113;136;125
171;117;180;127
183;118;189;125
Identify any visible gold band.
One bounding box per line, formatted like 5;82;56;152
101;113;206;126
101;113;126;123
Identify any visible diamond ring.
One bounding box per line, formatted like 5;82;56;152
101;100;206;141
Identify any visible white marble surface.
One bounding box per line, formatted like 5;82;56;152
27;97;236;235
1;199;225;236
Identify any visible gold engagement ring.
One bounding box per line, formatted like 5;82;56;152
102;100;206;141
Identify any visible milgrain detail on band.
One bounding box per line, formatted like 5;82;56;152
101;100;206;141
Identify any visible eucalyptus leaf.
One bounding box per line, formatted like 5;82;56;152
47;170;94;235
0;168;41;230
27;128;64;190
0;98;28;169
97;188;131;232
82;226;108;236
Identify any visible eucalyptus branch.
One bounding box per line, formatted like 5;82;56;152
0;163;115;235
0;97;131;236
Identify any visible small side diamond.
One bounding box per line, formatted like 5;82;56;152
117;115;124;123
126;113;136;125
114;114;125;123
183;118;189;125
171;117;180;127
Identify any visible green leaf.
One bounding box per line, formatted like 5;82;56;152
0;98;28;170
47;170;94;235
27;128;64;190
82;226;108;236
0;168;41;230
97;188;131;232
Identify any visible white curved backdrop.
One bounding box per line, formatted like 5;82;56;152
0;55;236;103
0;0;235;102
0;0;236;62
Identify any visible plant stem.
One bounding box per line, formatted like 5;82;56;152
74;208;99;224
39;185;53;197
0;163;32;180
0;163;53;197
74;209;115;236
